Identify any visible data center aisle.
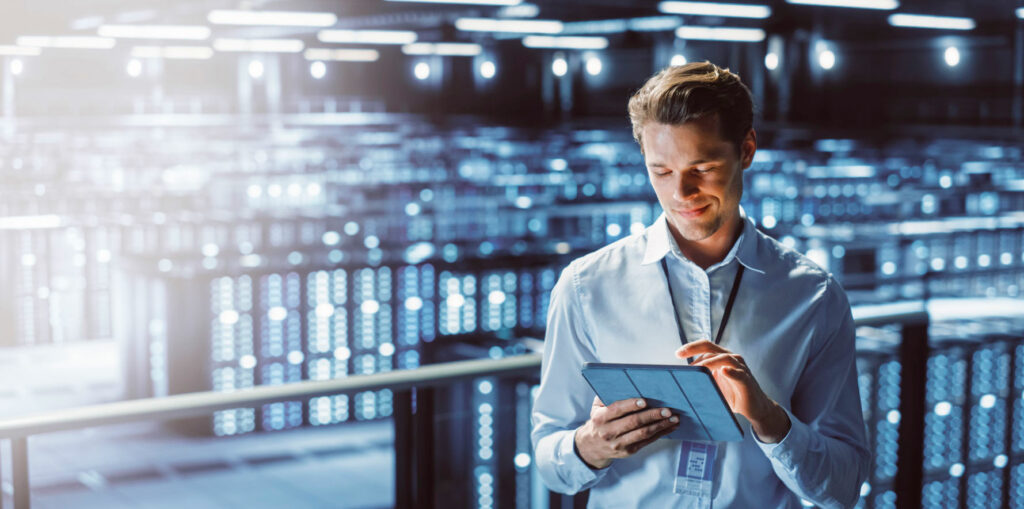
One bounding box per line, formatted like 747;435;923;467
1;420;393;509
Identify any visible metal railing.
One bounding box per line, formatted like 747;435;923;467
0;354;541;509
0;302;930;509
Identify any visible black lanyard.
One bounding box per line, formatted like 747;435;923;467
660;257;745;346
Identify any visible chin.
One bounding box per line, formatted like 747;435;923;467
670;215;721;242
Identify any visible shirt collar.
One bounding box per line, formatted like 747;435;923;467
641;206;765;274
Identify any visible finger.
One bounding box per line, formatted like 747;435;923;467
615;416;681;454
594;397;646;424
675;339;727;359
592;395;605;408
606;407;675;438
693;353;745;372
626;422;681;454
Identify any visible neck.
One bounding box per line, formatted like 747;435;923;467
669;212;743;270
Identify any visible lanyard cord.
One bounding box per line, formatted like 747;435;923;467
660;257;745;346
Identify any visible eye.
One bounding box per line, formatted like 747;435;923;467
650;169;671;177
695;167;716;174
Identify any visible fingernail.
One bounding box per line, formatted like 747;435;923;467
636;399;646;407
660;409;670;418
670;416;679;423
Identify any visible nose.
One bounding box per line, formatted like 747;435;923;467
671;172;700;202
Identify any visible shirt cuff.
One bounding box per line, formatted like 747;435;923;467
559;428;605;486
753;406;808;469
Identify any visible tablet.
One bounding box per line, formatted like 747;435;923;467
581;362;744;442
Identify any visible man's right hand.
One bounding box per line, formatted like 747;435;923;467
573;396;680;470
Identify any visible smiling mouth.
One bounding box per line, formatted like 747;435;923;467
674;205;710;218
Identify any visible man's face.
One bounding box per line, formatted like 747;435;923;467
641;116;755;244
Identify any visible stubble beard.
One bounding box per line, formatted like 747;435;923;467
669;208;723;243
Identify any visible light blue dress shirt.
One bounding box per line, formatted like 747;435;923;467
531;210;870;508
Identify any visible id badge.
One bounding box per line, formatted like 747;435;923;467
674;440;717;508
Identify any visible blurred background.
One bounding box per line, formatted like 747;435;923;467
0;0;1022;508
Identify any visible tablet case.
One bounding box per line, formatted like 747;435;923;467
581;363;744;442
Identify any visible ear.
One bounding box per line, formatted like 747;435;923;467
740;129;757;170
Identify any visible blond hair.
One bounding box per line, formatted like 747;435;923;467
627;61;753;152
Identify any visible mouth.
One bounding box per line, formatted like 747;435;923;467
674;204;710;218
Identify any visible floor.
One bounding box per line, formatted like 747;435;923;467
1;420;394;509
0;341;393;509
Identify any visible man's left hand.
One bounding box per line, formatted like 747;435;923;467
675;339;791;443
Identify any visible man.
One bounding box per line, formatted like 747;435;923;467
531;61;870;508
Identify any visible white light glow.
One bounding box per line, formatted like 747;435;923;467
388;0;520;4
942;46;960;66
498;3;541;17
0;215;61;229
447;294;466;307
514;453;531;468
560;16;681;34
268;306;288;321
585;56;602;75
1018;8;1024;19
402;42;483;56
126;59;142;77
552;57;568;76
765;52;779;70
310;60;327;79
208;10;338;27
17;36;116;49
0;45;41;56
455;18;563;34
317;29;417;45
658;1;771;18
248;60;264;79
10;59;23;76
479;60;496;78
98;24;211;40
405;296;424;311
670;54;687;66
414;61;431;80
303;48;379;62
213;38;304;53
219;310;239;325
523;35;608;49
785;0;898;9
361;300;381;314
934;401;951;416
980;394;996;409
818;49;836;69
131;46;214;59
889;13;975;30
675;26;766;42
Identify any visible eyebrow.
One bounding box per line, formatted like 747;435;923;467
648;158;719;168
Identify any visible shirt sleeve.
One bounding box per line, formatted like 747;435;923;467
753;278;871;509
530;262;610;494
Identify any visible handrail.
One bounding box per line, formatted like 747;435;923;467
0;304;932;439
0;353;542;439
0;304;935;509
